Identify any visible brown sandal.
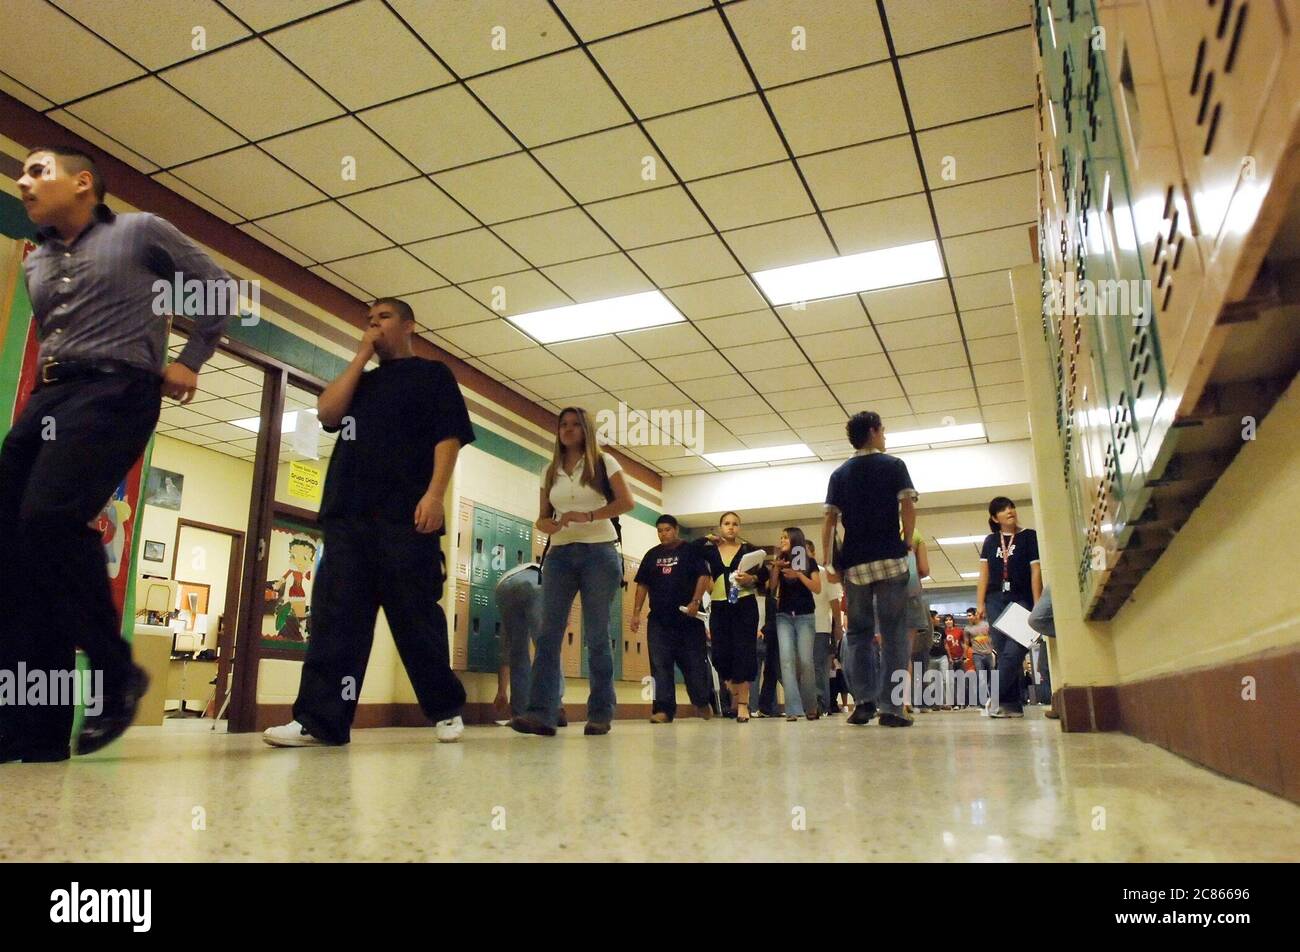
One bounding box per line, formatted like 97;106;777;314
736;703;750;723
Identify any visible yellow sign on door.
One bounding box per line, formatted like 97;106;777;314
288;460;322;502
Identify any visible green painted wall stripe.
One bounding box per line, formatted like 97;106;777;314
0;192;37;243
0;260;32;442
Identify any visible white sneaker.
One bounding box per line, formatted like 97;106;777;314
989;707;1025;719
435;715;464;743
263;720;328;747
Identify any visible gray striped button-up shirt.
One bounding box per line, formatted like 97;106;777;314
24;208;231;374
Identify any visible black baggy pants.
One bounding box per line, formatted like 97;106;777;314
0;374;160;753
647;614;710;718
293;519;465;743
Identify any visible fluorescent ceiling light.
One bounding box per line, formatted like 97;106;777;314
233;410;305;434
703;443;814;467
506;290;684;344
887;423;986;450
937;535;987;546
960;572;981;579
752;240;944;305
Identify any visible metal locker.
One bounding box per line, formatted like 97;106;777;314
489;513;516;586
454;499;474;584
469;506;495;587
451;585;469;671
512;518;533;569
467;584;493;672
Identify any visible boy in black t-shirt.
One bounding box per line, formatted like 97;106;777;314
265;298;476;748
631;516;714;722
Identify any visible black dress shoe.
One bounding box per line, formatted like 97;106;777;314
77;664;149;756
510;716;556;737
847;705;876;725
583;720;610;736
878;712;914;728
556;709;568;727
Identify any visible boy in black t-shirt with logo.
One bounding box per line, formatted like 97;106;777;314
265;298;476;748
631;515;714;723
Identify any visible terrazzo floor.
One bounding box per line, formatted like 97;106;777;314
2;709;1295;862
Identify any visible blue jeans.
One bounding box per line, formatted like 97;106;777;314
527;542;621;727
987;593;1029;712
813;632;833;712
496;567;541;718
843;573;910;716
775;612;816;717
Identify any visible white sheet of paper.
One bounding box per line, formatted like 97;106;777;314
732;549;767;578
993;602;1040;648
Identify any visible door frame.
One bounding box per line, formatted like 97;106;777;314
171;518;245;717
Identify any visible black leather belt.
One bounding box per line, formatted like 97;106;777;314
38;358;159;388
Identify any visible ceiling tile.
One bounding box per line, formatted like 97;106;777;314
541;253;655;302
698;396;762;420
459;270;573;317
584;186;712;248
822;193;937;255
961;304;1018;339
860;280;952;323
493;208;617;266
918;110;1036;190
584;361;667;390
616;383;688;407
163;40;343;139
406;228;527;283
726;412;788;435
266;0;452;109
899;30;1035;130
909;390;978;413
725;0;889;85
589;9;751;117
768;384;837;411
359;85;519;173
0;70;53;110
740;429;800;447
885;0;1030;55
238;221;316;265
722;339;806;372
795;423;852;444
968;333;1021;365
985;418;1031;442
401;285;496;330
902;368;974;396
798;327;882;361
340;178;477;244
952;271;1013;310
981;401;1027;423
55;0;249;70
439;318;538;354
159;405;216;428
260;116;414;198
468;49;630;146
480;347;572;380
782;405;846;429
665;276;767;320
722;216;835;272
629;236;742;287
817;353;894;383
799;137;922;210
1;2;143;102
259;203;390;262
777;297;866;336
688;162;814;231
974;359;1024;385
65;79;244;167
433;152;573;224
154;172;243;222
932;172;1037;237
618;322;713;358
654;351;731;381
421;331;470;357
309;265;371;300
943;225;1034;276
390;0;575;77
644;96;787;180
194;369;261;397
507;372;594;401
533;124;677;204
743;363;817;391
555;0;711;40
677;374;757;402
547;336;640;368
876;313;962;350
830;377;905;403
220;0;340;30
185;397;258;423
324;247;446;297
657;454;716;474
171;146;323;219
767;63;906;155
694;309;788;347
890;342;969;374
189;420;258;442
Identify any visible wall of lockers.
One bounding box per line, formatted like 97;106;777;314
1033;0;1299;616
451;498;653;683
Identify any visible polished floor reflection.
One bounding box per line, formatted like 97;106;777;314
2;710;1295;862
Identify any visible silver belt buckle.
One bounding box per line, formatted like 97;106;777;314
41;360;58;384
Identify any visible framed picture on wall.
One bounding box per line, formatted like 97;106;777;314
143;540;166;563
143;467;184;510
260;508;325;656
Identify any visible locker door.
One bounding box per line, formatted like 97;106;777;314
469;507;495;587
512;518;533;569
451;585;469;671
467;584;492;672
454;499;474;585
489;513;515;587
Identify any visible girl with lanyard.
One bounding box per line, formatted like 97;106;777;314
768;527;822;721
511;407;633;737
698;512;764;722
975;496;1042;717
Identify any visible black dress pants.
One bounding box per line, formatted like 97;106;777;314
293;519;465;743
0;374;160;753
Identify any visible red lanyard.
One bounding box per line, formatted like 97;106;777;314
998;532;1015;585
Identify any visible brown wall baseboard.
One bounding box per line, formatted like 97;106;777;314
1057;643;1299;804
